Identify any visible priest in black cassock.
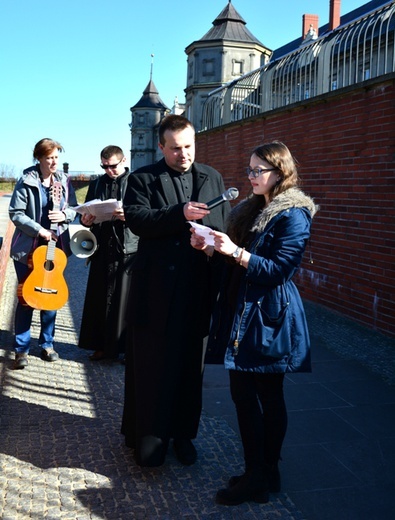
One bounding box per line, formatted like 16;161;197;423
122;116;230;467
78;145;138;361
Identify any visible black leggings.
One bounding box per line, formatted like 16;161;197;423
229;371;287;470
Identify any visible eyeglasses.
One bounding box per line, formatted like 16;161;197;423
100;159;122;170
246;167;277;178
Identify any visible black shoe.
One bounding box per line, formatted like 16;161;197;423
13;353;28;369
89;350;107;361
136;435;168;467
41;348;59;362
228;463;281;493
216;469;269;506
173;439;197;466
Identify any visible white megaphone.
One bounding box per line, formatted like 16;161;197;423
70;229;98;258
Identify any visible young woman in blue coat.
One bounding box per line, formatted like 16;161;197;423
191;141;318;506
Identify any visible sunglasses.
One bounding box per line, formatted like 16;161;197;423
100;159;122;170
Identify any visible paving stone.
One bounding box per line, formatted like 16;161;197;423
1;215;394;518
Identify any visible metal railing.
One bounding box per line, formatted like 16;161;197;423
202;2;395;130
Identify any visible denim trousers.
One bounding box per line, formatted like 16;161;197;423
13;261;56;354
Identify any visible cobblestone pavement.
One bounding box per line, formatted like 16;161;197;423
0;253;304;519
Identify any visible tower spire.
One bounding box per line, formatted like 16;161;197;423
150;53;154;82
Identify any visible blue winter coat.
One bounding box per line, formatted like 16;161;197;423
206;188;318;373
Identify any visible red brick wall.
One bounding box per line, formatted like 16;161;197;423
195;76;395;336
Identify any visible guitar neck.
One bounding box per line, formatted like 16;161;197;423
50;201;61;231
47;183;62;261
46;235;57;261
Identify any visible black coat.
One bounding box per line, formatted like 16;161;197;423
78;169;138;357
83;169;138;255
122;159;230;451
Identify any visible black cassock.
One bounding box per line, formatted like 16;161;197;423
78;172;135;358
121;160;229;466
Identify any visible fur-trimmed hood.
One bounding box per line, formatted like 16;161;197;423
228;187;319;234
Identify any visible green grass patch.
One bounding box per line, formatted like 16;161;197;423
0;181;89;205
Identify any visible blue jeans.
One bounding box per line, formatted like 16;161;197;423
13;261;56;354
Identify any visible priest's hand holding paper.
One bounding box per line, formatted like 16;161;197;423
113;207;125;221
81;213;96;226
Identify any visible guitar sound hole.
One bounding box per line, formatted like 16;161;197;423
44;261;55;271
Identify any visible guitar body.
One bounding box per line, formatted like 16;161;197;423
17;181;69;311
19;246;69;310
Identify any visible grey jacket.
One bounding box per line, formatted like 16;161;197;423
9;166;77;264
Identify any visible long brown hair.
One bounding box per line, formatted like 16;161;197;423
253;141;299;200
228;141;299;245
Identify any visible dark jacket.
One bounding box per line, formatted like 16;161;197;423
124;158;230;332
122;158;230;443
83;168;138;255
78;168;136;356
207;187;318;373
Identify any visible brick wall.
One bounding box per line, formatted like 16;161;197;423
195;75;395;337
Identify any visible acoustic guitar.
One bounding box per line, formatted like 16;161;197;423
18;181;69;311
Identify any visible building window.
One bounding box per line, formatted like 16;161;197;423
138;134;144;145
203;59;215;76
232;60;244;76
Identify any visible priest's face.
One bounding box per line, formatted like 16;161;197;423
159;126;196;173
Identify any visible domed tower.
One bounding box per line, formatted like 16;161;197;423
184;0;271;131
130;68;169;171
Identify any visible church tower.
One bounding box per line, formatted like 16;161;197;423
184;0;272;131
129;61;169;171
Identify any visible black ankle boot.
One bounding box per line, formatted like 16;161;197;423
216;468;269;506
267;463;281;493
228;462;281;493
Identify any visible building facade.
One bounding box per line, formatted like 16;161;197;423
129;79;169;172
184;0;271;131
202;0;394;129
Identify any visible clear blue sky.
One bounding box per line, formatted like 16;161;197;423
1;0;364;176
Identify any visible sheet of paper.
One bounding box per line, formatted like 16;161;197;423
188;221;215;246
74;199;122;223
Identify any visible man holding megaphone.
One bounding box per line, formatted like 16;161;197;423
78;145;138;361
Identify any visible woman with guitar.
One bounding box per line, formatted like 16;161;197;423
9;138;77;369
